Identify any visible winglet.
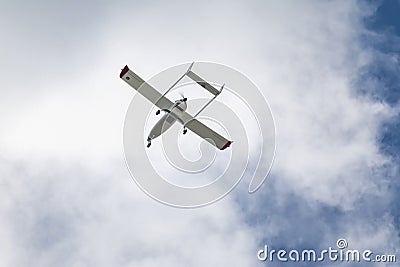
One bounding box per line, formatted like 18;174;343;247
120;65;130;78
221;141;233;150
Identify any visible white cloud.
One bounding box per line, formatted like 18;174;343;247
0;160;259;267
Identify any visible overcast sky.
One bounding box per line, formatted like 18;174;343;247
0;1;399;266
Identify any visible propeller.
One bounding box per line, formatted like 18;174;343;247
178;91;187;102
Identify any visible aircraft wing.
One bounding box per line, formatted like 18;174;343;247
120;65;174;110
172;109;232;150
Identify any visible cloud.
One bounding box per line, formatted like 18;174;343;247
0;159;260;267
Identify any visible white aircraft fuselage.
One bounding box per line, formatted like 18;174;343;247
147;99;187;146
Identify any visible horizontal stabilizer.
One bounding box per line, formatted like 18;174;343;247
186;70;220;96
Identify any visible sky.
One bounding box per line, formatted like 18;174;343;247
0;1;399;266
